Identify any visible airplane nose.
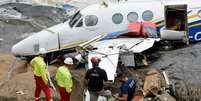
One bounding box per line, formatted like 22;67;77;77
11;34;37;56
11;23;64;56
11;41;25;56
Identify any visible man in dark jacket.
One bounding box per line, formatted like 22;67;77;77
115;73;137;101
85;56;108;101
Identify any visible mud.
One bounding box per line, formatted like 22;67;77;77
151;43;201;101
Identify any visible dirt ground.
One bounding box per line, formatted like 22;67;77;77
1;43;201;101
0;53;147;101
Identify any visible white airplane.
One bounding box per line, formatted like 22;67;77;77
11;0;201;80
11;0;201;56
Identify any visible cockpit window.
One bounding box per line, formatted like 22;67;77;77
85;15;98;26
69;11;82;27
75;18;83;27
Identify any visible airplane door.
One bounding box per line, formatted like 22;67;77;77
165;5;188;31
38;30;59;52
164;4;189;43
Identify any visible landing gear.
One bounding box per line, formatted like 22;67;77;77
6;57;21;80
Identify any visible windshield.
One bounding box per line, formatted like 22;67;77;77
69;11;82;28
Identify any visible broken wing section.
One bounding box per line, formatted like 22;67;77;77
91;38;159;53
87;38;159;81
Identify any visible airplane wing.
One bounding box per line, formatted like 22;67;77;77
87;38;159;81
90;38;160;53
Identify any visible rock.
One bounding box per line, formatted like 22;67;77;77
143;69;162;96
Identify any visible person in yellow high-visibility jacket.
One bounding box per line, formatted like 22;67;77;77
55;57;73;101
30;48;53;101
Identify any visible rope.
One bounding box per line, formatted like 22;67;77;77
46;62;60;99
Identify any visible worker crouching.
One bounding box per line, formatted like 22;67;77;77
55;57;73;101
115;73;137;101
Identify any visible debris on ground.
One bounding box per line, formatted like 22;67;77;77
16;90;25;95
143;69;163;96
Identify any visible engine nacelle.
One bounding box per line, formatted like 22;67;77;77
160;30;187;40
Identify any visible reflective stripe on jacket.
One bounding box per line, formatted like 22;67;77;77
30;56;48;85
55;66;73;93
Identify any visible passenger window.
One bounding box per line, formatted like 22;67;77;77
198;10;201;18
76;18;83;27
142;10;154;21
112;13;123;24
127;12;138;22
85;15;98;27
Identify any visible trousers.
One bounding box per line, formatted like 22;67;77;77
58;86;71;101
34;75;52;101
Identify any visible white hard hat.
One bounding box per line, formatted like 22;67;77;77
75;54;83;62
39;48;46;54
64;57;73;65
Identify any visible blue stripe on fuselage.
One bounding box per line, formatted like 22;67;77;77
101;29;132;40
189;19;201;26
155;20;164;25
189;25;201;42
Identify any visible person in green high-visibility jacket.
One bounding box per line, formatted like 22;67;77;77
30;48;53;101
55;57;73;101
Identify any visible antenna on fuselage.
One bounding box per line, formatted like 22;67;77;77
101;0;108;7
